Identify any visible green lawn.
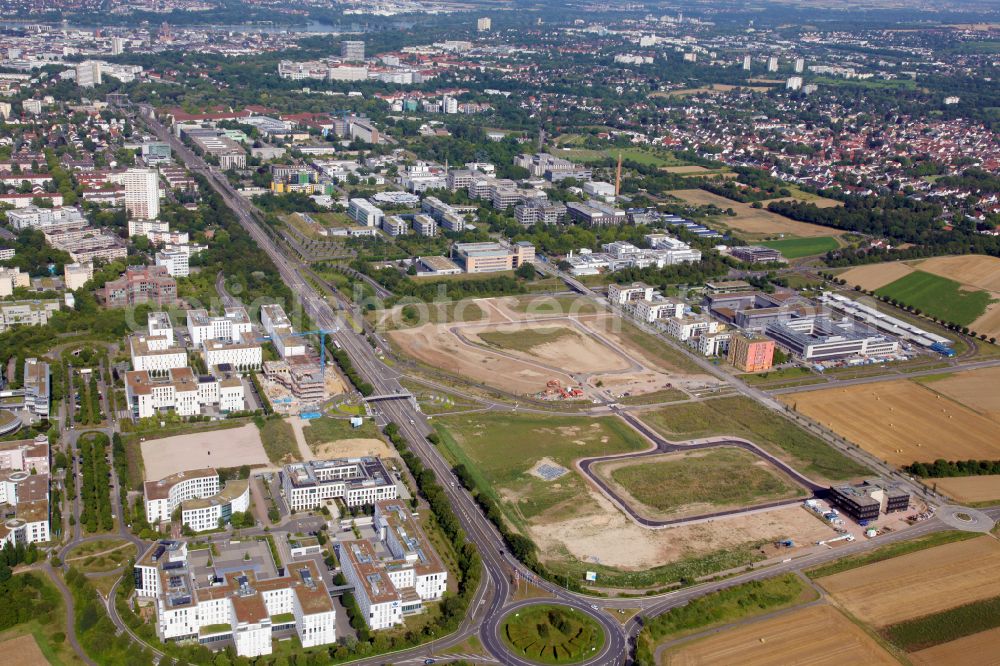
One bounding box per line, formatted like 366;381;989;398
510;295;604;317
639;396;870;482
636;574;813;664
883;595;1000;652
257;417;301;464
435;413;647;528
603;448;805;518
616;320;703;374
806;530;981;579
876;270;992;326
302;415;381;449
478;326;579;353
501;604;605;664
759;236;839;259
554;146;685;168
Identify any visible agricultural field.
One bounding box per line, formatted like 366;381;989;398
500;604;605;664
436;411;837;585
876;270;991;326
911;626;1000;666
840;254;1000;338
389;296;715;397
639;396;871;482
925;475;1000;503
0;634;49;666
818;535;1000;627
758;236;840;259
660;603;897;666
668;189;842;238
592;448;806;521
782;378;1000;466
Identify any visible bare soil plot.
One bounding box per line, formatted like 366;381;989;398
0;634;48;666
536;499;835;573
670;189;841;237
469;321;633;373
312;437;396;460
910;626;1000;666
839;262;915;291
140;423;270;480
782;380;1000;466
661;603;897;666
926;475;1000;503
389;321;577;394
819;536;1000;627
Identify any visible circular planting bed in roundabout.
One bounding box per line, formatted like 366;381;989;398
500;603;606;664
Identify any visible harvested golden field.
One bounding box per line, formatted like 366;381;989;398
660;165;713;174
926;475;1000;503
839;262;915;291
922;366;1000;420
820;536;1000;627
782;380;1000;465
670;189;841;237
917;254;1000;292
661;603;897;666
0;634;48;666
910;626;1000;666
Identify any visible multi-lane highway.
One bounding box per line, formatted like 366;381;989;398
140;104;993;665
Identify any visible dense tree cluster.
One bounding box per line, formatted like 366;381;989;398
904;459;1000;478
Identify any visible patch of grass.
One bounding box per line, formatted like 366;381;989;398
876;270;992;326
501;604;606;664
605;448;805;516
478;326;579;353
0;573;84;666
636;574;813;663
302;415;381;449
641;396;870;481
759;236;839;259
435;412;647;529
556;146;684;168
883;595;1000;652
616;320;703;374
257;417;301;464
390;300;486;328
511;295;603;317
741;366;817;386
806;530;981;578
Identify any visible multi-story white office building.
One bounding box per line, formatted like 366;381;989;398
347;198;384;227
201;339;262;372
123;168;160;220
666;315;720;341
125;367;245;419
186;307;253;346
281;457;396;511
134;541;336;657
129;334;187;375
260;304;307;359
607;282;654;306
144;468;220;524
0;467;49;546
155;248;189;277
629;298;685;324
338;499;448;630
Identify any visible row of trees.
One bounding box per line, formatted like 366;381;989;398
78;433;113;533
904;459;1000;478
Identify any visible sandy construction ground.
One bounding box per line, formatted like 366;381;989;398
467;321;633;374
782;380;1000;465
820;536;1000;627
670;189;841;237
926;475;1000;503
141;424;270;480
923;367;1000;420
0;634;48;666
390;302;708;397
389;321;578;395
839;262;915;291
312;437;396;460
533;489;835;571
662;603;897;666
910;626;1000;666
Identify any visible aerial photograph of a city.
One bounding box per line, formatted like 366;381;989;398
0;0;997;663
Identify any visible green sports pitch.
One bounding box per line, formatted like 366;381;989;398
759;236;839;259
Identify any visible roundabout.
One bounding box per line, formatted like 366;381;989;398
937;504;995;532
484;600;623;666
